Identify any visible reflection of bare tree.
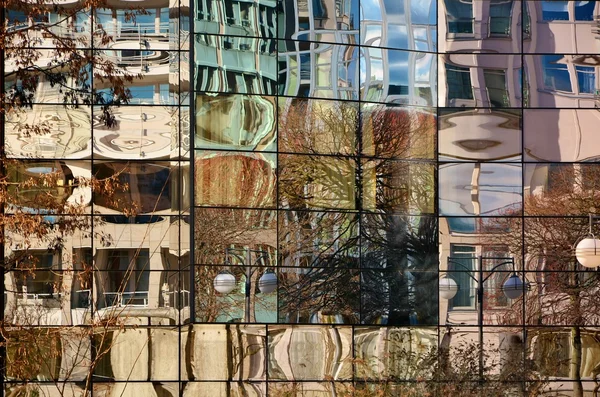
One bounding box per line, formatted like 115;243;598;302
483;164;600;396
194;208;276;322
277;100;437;324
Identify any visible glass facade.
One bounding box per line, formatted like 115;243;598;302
5;0;600;395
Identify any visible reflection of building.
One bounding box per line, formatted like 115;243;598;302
438;1;600;395
7;0;600;395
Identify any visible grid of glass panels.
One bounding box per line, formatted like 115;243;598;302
5;0;600;394
3;0;190;394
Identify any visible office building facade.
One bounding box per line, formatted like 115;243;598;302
4;0;600;395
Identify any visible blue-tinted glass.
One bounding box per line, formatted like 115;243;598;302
446;64;473;100
489;0;513;35
575;0;595;21
576;66;595;94
542;55;572;92
542;0;569;21
445;0;473;33
447;218;476;233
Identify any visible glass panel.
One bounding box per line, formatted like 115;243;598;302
279;98;359;156
184;325;267;381
277;267;360;324
279;0;359;42
194;35;277;94
439;163;523;216
361;49;435;106
524;163;600;215
5;106;92;159
268;326;353;380
93;382;180;396
361;268;438;325
524;109;600;162
361;215;438;271
93;105;175;159
361;159;435;215
194;265;277;323
195;151;276;208
195;94;276;151
354;327;437;380
194;0;279;38
361;103;436;159
360;0;436;51
529;328;600;379
439;109;522;162
193;208;277;265
279;41;360;100
6;160;92;214
278;211;360;268
279;153;357;210
94;327;180;381
93;161;172;214
5;328;91;381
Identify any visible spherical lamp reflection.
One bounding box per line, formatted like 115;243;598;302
439;277;459;300
258;272;277;294
214;272;236;294
575;237;600;268
502;274;524;300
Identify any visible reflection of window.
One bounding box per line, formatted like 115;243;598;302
542;55;572;92
541;0;568;21
574;0;595;21
482;247;511;307
196;0;213;21
523;2;531;38
445;0;473;34
489;0;513;36
483;69;509;107
104;250;150;307
576;65;595;94
449;246;475;308
445;64;473;102
16;252;59;297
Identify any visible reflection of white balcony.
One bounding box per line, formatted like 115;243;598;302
103;291;149;308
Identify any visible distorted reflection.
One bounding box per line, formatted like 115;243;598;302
439;163;522;216
439;109;521;161
525;109;600;162
196;94;276;151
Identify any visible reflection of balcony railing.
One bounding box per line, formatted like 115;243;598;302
103;291;149;307
20;292;62;301
96;22;170;41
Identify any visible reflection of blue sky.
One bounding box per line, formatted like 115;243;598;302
387;24;408;49
411;0;436;25
415;53;433;83
364;25;382;45
439;163;522;216
388;50;409;86
360;0;435;24
361;0;383;20
383;0;405;16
